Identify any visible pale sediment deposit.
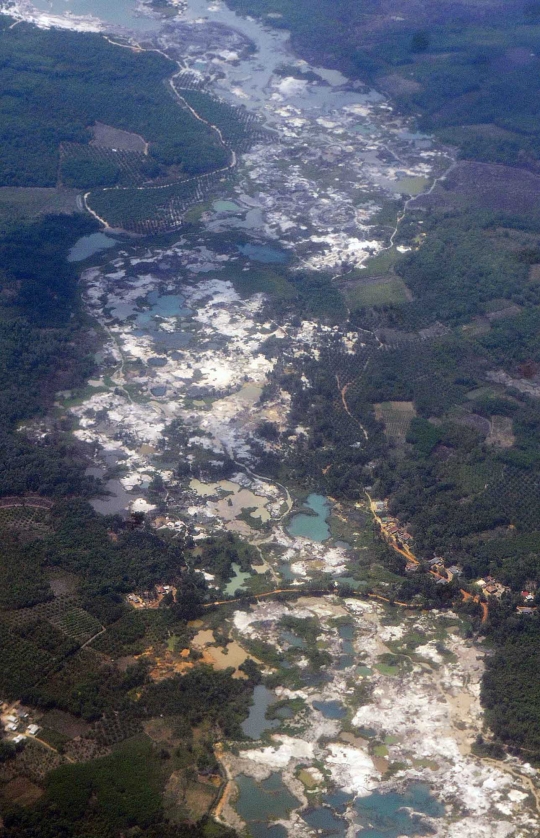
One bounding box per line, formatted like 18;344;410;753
220;596;540;837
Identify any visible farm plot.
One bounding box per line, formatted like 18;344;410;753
88;169;232;233
5;596;102;644
346;277;411;308
60;142;149;189
48;606;102;645
177;87;269;153
0;622;57;697
374;401;416;447
0;505;51;537
486;415;515;448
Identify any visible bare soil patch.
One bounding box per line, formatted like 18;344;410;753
417;161;540;215
45;569;79;597
487;415;515;448
1;776;43;807
91;122;147;153
378;74;422;96
40;709;90;738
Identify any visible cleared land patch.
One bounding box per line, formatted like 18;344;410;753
91;122;147;153
417;161;540;216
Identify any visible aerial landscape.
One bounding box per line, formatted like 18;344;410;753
2;0;540;836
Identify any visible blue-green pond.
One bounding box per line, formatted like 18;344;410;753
224;562;252;596
237;243;289;264
67;232;119;262
302;806;347;835
137;291;191;325
337;623;355;670
32;0;159;31
288;494;331;541
355;783;444;836
213;200;242;212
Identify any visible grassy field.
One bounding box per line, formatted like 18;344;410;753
357;247;401;278
395;176;430;196
0;187;80;224
347;277;410;308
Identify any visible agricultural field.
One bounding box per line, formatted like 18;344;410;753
0;505;51;539
374;401;416;447
6;597;101;640
88;169;233;233
59;143;151;189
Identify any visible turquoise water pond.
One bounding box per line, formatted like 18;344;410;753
288;494;330;541
224;562;252;596
355;783;444;836
337;623;355;670
32;0;159;31
237;243;288;263
213;200;242;212
67;232;118;262
280;629;306;649
136;291;191;325
241;685;279;740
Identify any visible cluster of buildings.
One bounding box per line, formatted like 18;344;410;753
127;584;175;609
474;576;510;600
373;501;414;549
1;704;40;745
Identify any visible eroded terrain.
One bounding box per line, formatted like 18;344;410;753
4;0;540;833
214;596;540;837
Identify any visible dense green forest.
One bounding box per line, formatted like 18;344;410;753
0;18;228;186
0;214;105;498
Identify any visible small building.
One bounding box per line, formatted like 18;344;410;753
517;606;537;615
447;565;463;577
12;735;25;745
27;724;40;736
6;722;18;732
